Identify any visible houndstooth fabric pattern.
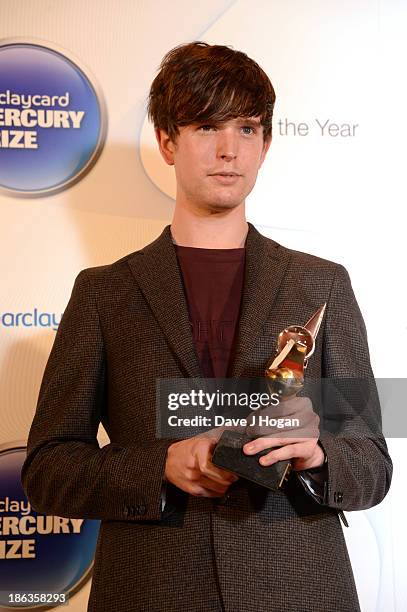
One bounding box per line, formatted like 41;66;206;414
21;223;392;612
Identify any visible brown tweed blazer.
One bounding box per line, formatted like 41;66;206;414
21;222;392;612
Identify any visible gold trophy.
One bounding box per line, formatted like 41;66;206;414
212;305;326;491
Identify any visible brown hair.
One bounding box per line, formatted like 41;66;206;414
147;41;276;142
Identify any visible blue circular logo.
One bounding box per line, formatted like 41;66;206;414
0;445;100;609
0;40;107;197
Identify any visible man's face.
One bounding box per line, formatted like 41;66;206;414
156;117;271;213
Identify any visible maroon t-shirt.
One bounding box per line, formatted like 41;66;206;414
174;244;245;378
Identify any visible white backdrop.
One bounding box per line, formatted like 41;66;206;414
0;1;405;610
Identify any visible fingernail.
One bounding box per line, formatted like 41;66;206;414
244;444;255;453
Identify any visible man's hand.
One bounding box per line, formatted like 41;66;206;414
242;397;325;471
164;435;239;497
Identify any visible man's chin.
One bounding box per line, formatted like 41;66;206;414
204;199;243;214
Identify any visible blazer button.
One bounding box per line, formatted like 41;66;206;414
123;505;129;517
334;491;344;503
137;504;147;515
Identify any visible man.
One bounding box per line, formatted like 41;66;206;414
21;42;392;612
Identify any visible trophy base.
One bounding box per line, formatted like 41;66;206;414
212;430;291;491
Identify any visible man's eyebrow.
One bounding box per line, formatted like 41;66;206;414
235;118;262;127
192;118;262;128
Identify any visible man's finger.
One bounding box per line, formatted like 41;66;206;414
245;407;319;438
259;441;316;466
198;475;231;494
196;450;238;484
243;436;314;454
202;462;238;484
189;484;226;497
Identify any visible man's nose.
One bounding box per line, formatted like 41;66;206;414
217;130;238;161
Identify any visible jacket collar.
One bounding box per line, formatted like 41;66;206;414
127;222;291;378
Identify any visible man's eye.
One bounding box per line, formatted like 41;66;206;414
242;126;255;134
199;125;216;131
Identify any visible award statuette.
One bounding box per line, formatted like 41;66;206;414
211;305;326;491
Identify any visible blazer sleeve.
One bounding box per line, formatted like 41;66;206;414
21;270;173;522
319;264;392;511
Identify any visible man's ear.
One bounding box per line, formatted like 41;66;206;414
259;134;272;167
155;128;176;166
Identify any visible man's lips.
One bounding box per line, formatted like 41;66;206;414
209;172;241;176
209;173;242;184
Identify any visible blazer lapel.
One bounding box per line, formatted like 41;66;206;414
228;223;292;378
127;225;202;378
127;222;291;380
